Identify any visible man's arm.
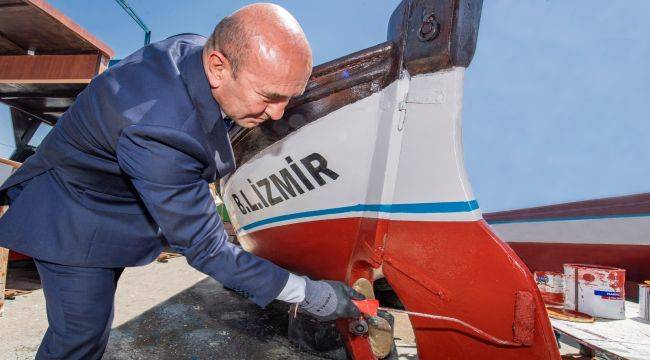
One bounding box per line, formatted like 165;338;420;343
116;124;290;307
116;124;364;319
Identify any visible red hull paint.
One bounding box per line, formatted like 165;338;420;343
9;250;29;261
239;218;560;359
509;242;650;298
238;218;361;281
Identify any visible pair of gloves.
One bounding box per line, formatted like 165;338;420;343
299;278;365;321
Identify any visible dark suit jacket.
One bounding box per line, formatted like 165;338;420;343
0;34;288;307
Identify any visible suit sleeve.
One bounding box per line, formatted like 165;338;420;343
116;124;289;307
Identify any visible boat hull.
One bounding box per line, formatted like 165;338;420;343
486;205;650;299
224;69;560;358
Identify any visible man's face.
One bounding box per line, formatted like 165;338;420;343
205;46;311;128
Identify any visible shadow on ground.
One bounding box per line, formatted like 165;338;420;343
6;259;41;291
104;277;324;360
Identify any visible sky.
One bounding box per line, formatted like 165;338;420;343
0;0;648;212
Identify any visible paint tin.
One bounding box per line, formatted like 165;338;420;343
563;264;626;320
640;284;650;321
534;271;564;306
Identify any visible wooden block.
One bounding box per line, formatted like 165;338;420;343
0;246;8;317
0;205;9;317
547;307;594;323
156;251;182;263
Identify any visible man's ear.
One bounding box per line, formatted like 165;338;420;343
205;50;229;89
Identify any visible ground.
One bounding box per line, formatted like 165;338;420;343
0;257;583;360
0;257;418;360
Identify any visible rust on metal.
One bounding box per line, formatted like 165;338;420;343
417;12;440;41
387;0;482;76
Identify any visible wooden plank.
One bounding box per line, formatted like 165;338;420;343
551;301;650;360
0;54;100;82
0;157;20;168
0;247;7;316
0;207;8;317
25;0;114;58
0;158;19;185
0;0;113;58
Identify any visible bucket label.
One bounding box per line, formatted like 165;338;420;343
536;274;549;284
594;290;622;300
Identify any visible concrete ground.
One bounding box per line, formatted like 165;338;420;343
1;257;583;360
0;257;418;360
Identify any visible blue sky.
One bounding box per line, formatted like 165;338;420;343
1;1;648;212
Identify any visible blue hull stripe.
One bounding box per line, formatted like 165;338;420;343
239;200;479;232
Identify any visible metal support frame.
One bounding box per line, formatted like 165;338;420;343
114;0;151;45
9;107;40;162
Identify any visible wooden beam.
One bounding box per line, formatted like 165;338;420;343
0;203;7;317
0;54;100;82
0;158;20;168
0;82;88;96
0;246;7;317
23;0;114;58
1;98;60;126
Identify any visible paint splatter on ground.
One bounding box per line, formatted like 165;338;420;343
104;275;322;359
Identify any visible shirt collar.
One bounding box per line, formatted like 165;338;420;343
178;44;223;132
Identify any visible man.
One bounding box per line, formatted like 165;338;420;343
0;3;362;359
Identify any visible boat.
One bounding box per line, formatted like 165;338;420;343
221;0;560;358
485;193;650;300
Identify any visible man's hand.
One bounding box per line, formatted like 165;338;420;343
299;278;365;321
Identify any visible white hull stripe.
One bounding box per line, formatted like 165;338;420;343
237;200;479;233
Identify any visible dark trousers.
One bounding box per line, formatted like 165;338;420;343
34;259;124;360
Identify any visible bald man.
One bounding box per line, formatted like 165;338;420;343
0;4;362;359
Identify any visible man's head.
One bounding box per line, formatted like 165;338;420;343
203;3;312;128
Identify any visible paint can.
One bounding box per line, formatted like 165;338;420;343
533;271;564;306
563;264;626;320
640;284;650;321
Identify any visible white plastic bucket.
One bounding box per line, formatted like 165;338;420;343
640;284;650;321
534;271;564;306
563;264;626;320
